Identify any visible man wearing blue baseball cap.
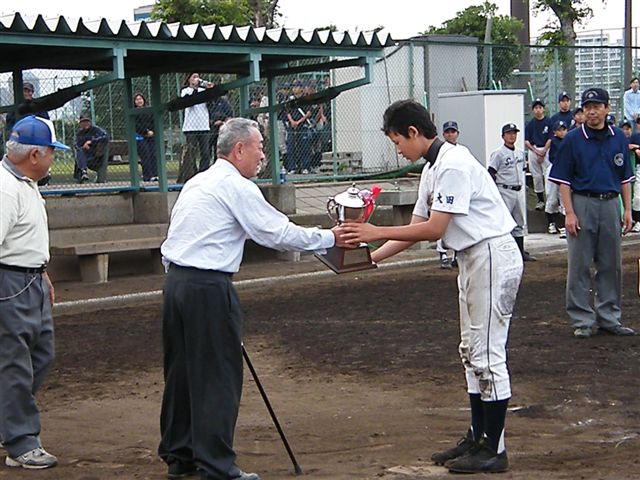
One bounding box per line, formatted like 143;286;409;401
0;115;68;469
549;88;636;339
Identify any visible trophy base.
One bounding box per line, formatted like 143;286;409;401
314;244;377;274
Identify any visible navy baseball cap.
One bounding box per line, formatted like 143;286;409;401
606;114;616;125
501;123;520;135
581;87;609;106
573;106;583;115
10;115;70;150
531;98;544;108
552;120;568;131
558;91;571;101
619;119;632;128
442;120;459;132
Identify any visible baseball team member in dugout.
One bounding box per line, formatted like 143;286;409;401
339;100;523;474
159;118;351;480
548;88;636;338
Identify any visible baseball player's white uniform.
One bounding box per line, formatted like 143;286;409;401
413;142;523;402
488;145;526;237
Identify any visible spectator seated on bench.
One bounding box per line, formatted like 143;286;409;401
74;116;109;183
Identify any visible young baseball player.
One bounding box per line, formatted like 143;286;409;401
569;106;584;131
545;121;568;237
339;100;523;474
488;124;535;260
550;91;574;128
525;98;552;210
629;117;640;232
438;120;460;268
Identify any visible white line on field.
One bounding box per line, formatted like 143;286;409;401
52;239;640;313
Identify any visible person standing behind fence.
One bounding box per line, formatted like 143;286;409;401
525;98;552;211
285;80;313;174
158;118;351;480
5;82;52;185
133;93;158;182
623;77;640;132
208;92;234;162
181;73;213;179
0;115;70;470
548;87;636;339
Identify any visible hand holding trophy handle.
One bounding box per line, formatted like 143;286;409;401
315;183;381;274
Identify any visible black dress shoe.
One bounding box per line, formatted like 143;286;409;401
168;461;198;479
600;325;636;336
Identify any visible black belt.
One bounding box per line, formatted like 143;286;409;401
572;190;618;200
0;262;47;274
499;184;522;191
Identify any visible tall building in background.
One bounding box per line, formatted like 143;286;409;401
575;32;624;115
134;5;154;21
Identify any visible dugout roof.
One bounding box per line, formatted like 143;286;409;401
0;12;391;76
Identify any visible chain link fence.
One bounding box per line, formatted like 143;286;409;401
1;37;638;193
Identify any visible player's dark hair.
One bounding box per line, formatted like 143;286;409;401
382;100;437;139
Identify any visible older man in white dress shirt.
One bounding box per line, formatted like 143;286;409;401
159;118;349;480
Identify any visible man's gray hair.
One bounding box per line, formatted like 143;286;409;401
216;118;259;157
5;139;48;158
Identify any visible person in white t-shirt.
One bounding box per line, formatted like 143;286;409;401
180;72;214;180
340;100;523;475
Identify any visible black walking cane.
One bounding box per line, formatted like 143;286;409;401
242;344;303;475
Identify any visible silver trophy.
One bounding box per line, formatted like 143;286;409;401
314;183;378;274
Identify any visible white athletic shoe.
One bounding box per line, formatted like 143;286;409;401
548;222;558;234
559;227;567;239
631;222;640;233
535;201;545;211
5;447;57;469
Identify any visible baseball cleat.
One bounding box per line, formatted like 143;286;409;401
446;439;509;474
535;201;545;211
631;222;640;233
548;222;558;234
431;429;476;465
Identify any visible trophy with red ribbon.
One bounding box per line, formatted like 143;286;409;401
315;183;381;274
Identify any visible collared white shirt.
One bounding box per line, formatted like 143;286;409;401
412;143;516;251
161;159;335;272
0;158;50;267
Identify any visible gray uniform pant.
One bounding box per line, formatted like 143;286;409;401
159;265;243;479
566;194;622;329
0;269;54;458
498;188;525;237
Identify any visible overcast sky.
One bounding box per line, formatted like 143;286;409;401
0;0;636;41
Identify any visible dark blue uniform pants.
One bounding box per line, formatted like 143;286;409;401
159;265;243;479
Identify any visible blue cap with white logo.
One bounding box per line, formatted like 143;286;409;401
10;115;70;150
442;120;459;132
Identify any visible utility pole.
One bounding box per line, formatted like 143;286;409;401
624;0;633;84
511;0;531;87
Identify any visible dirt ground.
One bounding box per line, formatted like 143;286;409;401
2;247;640;480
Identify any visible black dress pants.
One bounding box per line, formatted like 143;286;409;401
159;265;243;479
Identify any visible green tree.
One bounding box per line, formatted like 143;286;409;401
424;1;523;87
151;0;281;28
533;1;604;94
